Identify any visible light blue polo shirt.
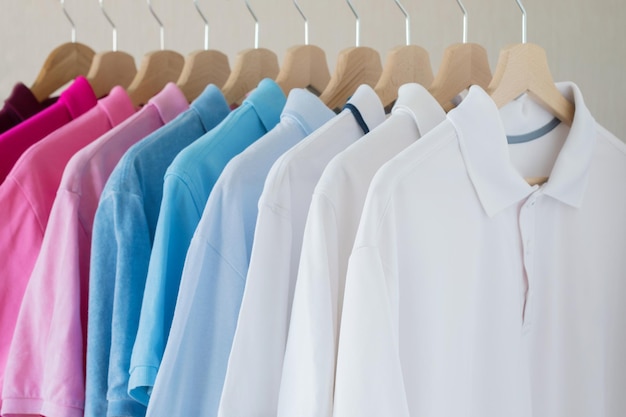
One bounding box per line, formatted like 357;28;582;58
129;79;286;405
143;88;334;417
86;85;230;417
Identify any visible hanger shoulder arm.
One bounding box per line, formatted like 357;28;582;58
87;51;137;98
275;45;331;96
127;50;185;107
177;50;231;102
221;48;279;105
31;42;96;102
375;45;434;108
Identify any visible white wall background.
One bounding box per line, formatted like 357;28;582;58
0;0;624;140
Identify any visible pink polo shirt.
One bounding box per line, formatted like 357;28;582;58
0;86;136;414
0;76;97;184
1;83;188;417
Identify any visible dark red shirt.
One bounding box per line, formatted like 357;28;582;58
0;83;56;134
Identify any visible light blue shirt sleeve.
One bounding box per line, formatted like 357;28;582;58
130;79;286;404
87;191;152;417
127;171;203;402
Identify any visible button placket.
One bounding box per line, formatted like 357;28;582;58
519;193;539;328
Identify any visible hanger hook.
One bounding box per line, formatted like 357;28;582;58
393;0;411;46
99;0;117;51
345;0;360;47
455;0;468;43
59;0;76;43
293;0;309;45
515;0;527;43
244;0;260;49
194;0;210;50
147;0;165;50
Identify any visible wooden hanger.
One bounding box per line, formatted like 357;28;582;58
488;0;574;187
487;0;574;125
276;46;331;97
375;46;433;109
428;0;492;111
319;0;382;110
87;52;137;98
127;51;185;107
86;0;137;98
30;1;95;102
177;50;231;102
374;0;434;109
275;1;331;96
176;1;231;102
221;49;279;105
221;0;280;105
127;1;185;107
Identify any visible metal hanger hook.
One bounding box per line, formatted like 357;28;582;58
59;0;77;43
455;0;468;43
515;0;527;43
194;0;210;50
345;0;360;47
244;0;260;49
393;0;411;46
147;0;165;50
293;0;309;45
99;0;117;51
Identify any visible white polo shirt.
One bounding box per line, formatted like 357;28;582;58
277;84;445;417
218;85;385;417
333;83;626;417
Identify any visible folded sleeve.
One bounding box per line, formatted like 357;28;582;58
85;191;151;417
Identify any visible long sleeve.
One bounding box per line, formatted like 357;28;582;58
332;246;411;417
277;194;340;417
86;192;151;417
217;203;294;417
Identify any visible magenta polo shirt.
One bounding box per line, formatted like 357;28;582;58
1;83;188;417
0;86;136;412
0;76;96;184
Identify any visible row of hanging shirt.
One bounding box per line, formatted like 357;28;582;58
0;1;625;417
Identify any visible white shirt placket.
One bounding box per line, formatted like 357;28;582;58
519;186;541;328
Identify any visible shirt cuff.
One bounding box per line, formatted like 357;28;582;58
128;365;158;406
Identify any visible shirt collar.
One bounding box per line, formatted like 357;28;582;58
242;78;286;131
392;83;446;137
191;84;231;132
4;83;46;119
147;83;189;124
97;86;136;126
281;88;335;135
60;76;98;119
344;84;386;131
448;83;596;217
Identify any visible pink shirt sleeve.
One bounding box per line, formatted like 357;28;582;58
0;77;96;183
2;190;88;417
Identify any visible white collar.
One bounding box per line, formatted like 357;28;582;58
392;83;446;137
448;83;596;217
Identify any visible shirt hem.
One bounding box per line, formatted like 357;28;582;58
2;397;84;417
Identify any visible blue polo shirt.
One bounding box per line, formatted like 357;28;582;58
86;85;230;417
129;79;286;405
